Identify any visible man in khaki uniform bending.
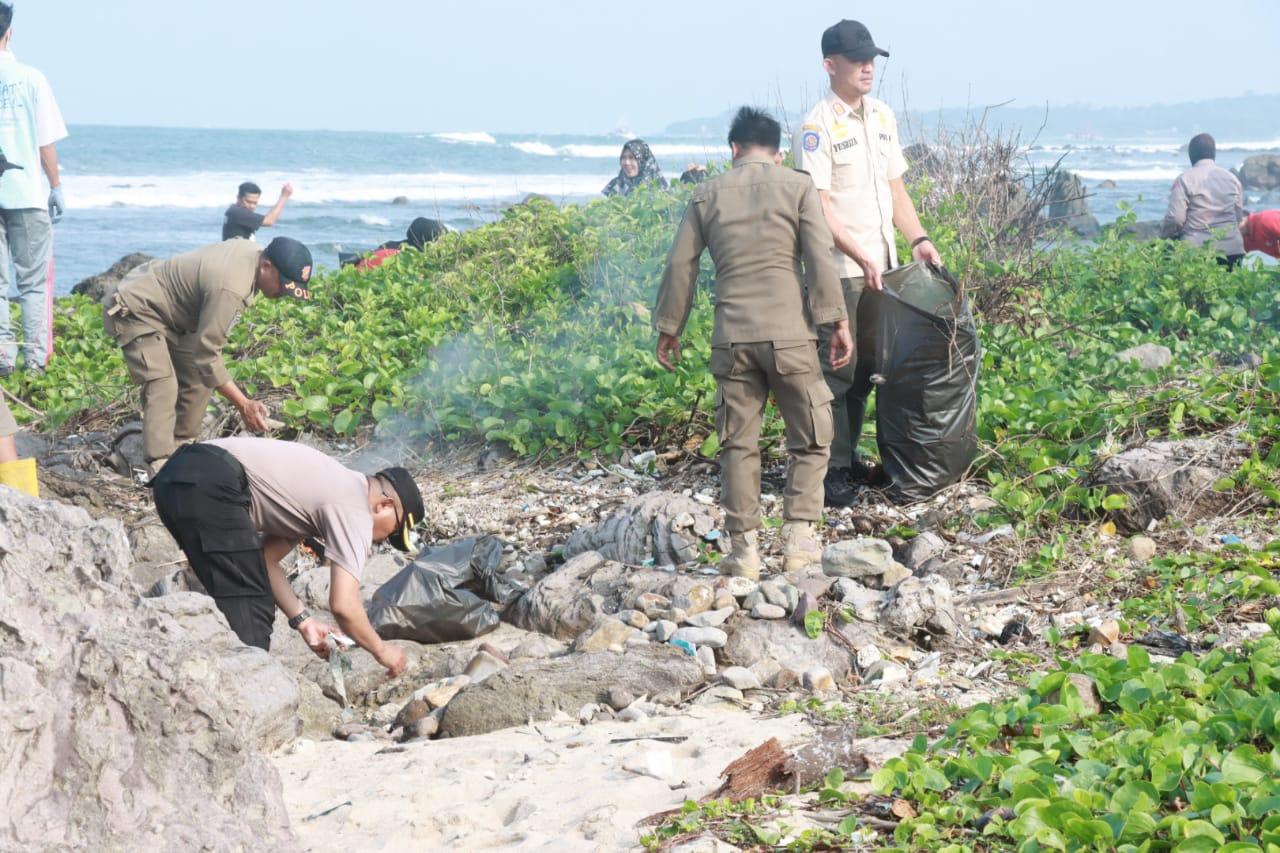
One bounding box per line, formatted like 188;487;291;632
654;107;852;579
794;19;942;506
102;236;313;475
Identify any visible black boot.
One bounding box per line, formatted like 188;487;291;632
824;467;857;507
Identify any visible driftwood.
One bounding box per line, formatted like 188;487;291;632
782;725;871;789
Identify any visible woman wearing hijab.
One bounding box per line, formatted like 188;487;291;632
603;139;668;197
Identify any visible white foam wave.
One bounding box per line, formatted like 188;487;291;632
511;141;559;156
65;170;610;209
556;142;722;159
1074;167;1182;182
357;214;391;227
432;131;497;145
1220;138;1280;152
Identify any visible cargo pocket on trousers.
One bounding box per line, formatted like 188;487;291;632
196;526;269;597
121;333;174;385
774;341;819;375
808;379;835;446
709;345;734;378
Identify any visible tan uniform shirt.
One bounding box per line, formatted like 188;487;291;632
793;93;908;277
207;437;374;580
1161;159;1245;255
653;155;846;345
115;240;261;388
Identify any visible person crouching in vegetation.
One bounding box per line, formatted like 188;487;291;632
355;217;448;271
1161;133;1245;268
653;107;852;579
603;139;668;196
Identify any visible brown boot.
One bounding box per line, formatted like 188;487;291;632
780;521;822;574
719;530;760;580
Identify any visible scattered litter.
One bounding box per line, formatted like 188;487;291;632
303;800;352;822
1220;534;1243;545
670;639;696;656
609;736;688;745
957;525;1015;546
326;634;355;707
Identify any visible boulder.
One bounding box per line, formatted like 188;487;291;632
718;613;861;679
1086;436;1244;531
127;522;185;591
1238;154;1280;191
822;538;894;579
439;646;704;737
1116;343;1172;371
899;531;946;571
0;487;296;850
70;252;154;303
561;491;716;566
108;421;147;477
1046;171;1099;237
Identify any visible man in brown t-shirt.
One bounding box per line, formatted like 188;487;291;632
149;437;424;677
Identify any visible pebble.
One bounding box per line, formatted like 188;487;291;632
1128;536;1157;562
685;607;734;628
671;626;728;649
780;583;800;613
692;685;745;711
605;686;635;711
653;620;679;642
617;706;649;723
792;591;818;624
346;732;376;743
636;593;671;618
696;645;717;677
751;603;786;620
864;660;909;685
741;590;765;611
405;714;439;740
509;636;556;660
771;668;800;690
674;584;714;617
803;666;837;693
719;666;761;690
624;634;651;648
1087;620;1120;647
578;703;598;724
724;577;759;598
712;591;737;611
900;531;947;570
575;617;637;653
876;562;913;589
617;609;650;629
855;644;883;670
463;650;508;682
417;675;472;710
759;580;789;609
1108;642;1128;659
391;698;432;731
287;738;316;756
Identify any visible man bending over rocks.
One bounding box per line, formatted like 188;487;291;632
654;106;852;579
149;437;424;677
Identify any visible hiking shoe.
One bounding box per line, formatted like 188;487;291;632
849;459;887;486
824;467;856;507
719;530;760;580
780;521;823;573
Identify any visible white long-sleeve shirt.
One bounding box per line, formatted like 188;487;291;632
1161;159;1244;255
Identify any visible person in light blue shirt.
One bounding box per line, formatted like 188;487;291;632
0;1;68;376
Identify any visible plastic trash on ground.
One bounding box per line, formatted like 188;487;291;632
367;535;528;644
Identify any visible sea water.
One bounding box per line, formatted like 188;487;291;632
43;125;1280;295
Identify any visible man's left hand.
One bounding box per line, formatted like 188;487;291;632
298;619;335;660
912;239;942;266
656;333;682;372
828;321;853;370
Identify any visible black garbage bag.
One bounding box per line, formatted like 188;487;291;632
873;262;980;503
367;535;527;644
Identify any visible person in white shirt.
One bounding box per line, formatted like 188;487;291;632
0;1;67;376
792;19;941;507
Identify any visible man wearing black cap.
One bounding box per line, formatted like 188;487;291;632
102;236;315;476
793;19;941;507
150;437;424;677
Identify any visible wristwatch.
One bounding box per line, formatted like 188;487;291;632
288;608;313;630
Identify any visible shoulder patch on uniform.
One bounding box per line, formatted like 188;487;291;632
801;131;821;152
792;168;811;176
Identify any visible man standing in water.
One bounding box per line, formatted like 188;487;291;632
223;181;293;241
793;19;941;507
654;107;852;578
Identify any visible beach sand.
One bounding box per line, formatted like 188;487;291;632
273;709;817;851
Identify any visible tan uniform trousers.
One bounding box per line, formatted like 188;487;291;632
105;313;212;465
817;275;883;470
711;340;834;532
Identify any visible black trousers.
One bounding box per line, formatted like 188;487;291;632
150;443;276;650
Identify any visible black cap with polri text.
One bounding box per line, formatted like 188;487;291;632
264;236;314;299
822;20;889;61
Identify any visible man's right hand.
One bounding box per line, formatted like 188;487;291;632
375;642;407;678
857;257;884;292
298;619;335;659
828;320;854;370
281;183;294;199
238;399;270;432
656;333;682;372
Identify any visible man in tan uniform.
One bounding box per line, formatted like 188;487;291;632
102;236;314;475
794;19;942;506
654;107;852;578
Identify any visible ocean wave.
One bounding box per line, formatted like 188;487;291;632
357;214;391;227
1220;138;1280;152
1074;167;1182;182
556;142;722;159
511;141;559;156
432;131;497;145
65;170;610;209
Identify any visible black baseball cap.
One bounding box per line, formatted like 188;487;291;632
376;466;425;552
822;20;889;61
263;236;314;299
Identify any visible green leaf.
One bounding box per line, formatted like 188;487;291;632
1221;746;1267;784
1102;493;1129;511
804;610;825;640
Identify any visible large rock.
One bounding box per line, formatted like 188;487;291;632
507;551;709;640
718;613;862;680
1116;343;1172;371
1047;171;1099;237
127;522;186;591
0;487;297;850
70;252;154;303
439;646;705;737
880;576;961;644
562;490;716;566
1086;436;1244;531
1238;155;1280;191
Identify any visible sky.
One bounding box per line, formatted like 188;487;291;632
17;0;1280;135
